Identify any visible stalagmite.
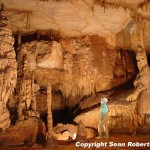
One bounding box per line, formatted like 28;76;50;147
47;83;53;138
17;51;38;119
46;83;57;149
76;120;88;142
0;4;17;131
17;55;31;119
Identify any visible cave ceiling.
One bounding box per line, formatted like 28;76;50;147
0;0;150;52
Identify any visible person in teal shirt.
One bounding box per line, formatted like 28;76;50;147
96;97;109;139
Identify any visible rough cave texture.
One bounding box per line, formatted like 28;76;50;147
16;36;136;107
0;6;17;132
74;95;149;134
0;0;150;51
0;0;150;145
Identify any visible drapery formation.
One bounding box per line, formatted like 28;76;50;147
0;5;17;131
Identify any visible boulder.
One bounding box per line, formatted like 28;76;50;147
0;117;44;146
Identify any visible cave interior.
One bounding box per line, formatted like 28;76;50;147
0;0;150;149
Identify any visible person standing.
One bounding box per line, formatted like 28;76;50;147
96;97;109;139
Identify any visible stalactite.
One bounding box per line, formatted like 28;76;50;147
94;0;150;22
60;36;97;106
138;0;150;11
0;4;17;131
37;29;61;41
94;0;137;12
26;11;32;30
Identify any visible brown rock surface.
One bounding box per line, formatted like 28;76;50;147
0;117;41;146
74;91;148;134
53;123;96;140
17;36;136;106
0;0;150;51
0;0;150;143
76;120;88;142
36;90;65;112
0;5;17;131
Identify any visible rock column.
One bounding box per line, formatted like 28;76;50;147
46;83;56;149
0;4;17;131
126;14;150;114
47;83;53;138
17;50;38;119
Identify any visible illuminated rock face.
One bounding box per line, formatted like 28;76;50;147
0;0;149;137
17;36;136;107
0;0;150;52
74;95;150;134
0;7;17;131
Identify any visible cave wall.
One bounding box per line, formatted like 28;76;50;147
0;8;17;131
0;0;149;140
36;90;65;113
16;35;136;108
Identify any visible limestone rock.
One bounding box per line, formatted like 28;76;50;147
36;90;65;112
74;92;148;134
138;90;150;114
125;14;150;115
53;123;95;141
53;123;77;141
37;41;62;69
0;117;41;146
47;83;53;138
0;5;17;131
76;120;88;142
18;36;136;107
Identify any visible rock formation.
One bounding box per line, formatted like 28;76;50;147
76;120;88;142
0;0;150;146
0;4;17;132
47;83;53;138
16;37;136;107
74;99;139;134
53;123;96;140
16;48;38;120
125;14;150;115
0;117;44;146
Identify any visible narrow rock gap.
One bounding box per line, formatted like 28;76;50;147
147;53;150;67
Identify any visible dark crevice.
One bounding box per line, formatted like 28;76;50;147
40;107;74;127
52;107;73;126
13;30;62;48
147;53;150;67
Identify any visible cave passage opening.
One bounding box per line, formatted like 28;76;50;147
40;107;74;128
14;30;61;48
147;53;150;67
37;88;75;127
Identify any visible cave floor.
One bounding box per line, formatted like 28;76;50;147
0;133;149;150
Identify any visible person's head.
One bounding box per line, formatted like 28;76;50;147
101;97;108;104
